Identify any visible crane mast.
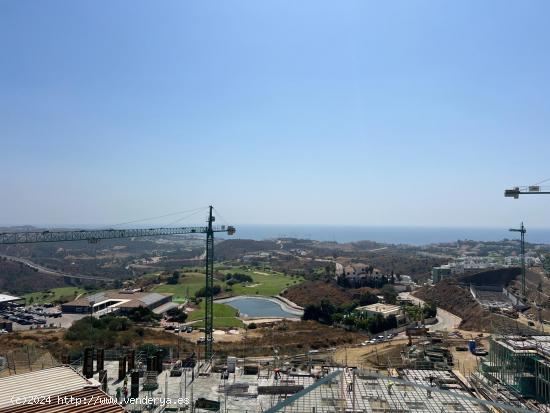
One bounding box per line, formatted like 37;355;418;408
0;206;235;362
509;223;526;298
205;206;215;360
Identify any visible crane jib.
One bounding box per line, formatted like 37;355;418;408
0;225;235;244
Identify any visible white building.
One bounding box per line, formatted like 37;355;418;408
355;303;403;320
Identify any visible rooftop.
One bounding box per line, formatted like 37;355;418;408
0;366;102;409
63;290;171;309
356;303;401;314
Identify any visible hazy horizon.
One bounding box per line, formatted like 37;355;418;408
2;222;550;246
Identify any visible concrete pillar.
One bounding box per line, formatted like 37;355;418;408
127;350;135;371
96;348;104;372
83;347;93;379
156;350;163;374
147;356;154;372
131;370;140;398
118;355;127;381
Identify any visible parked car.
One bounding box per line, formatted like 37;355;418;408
186;326;193;333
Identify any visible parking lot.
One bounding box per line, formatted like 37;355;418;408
0;303;85;331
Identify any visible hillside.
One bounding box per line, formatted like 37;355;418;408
414;280;536;333
0;258;66;294
282;280;377;308
215;239;279;260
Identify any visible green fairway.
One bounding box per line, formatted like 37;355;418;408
23;287;88;305
152;267;303;302
220;267;304;296
187;301;243;328
152;272;206;302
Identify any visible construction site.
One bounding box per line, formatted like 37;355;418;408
3;321;550;413
1;195;550;412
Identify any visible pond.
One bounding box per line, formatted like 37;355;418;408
219;296;301;318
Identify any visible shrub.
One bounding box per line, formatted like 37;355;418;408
166;307;188;323
194;285;222;298
126;307;161;323
167;271;180;285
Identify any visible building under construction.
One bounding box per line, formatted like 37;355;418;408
480;335;550;404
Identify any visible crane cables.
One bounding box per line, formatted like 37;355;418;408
108;206;209;228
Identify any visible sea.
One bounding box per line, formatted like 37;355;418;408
229;225;550;246
22;223;550;246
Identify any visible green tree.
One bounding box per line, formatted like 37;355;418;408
359;293;378;306
167;271;180;285
381;284;397;304
166;307;188;323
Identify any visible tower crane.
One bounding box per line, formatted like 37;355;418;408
505;178;549;307
0;205;235;361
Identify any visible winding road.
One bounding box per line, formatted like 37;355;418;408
0;254;112;282
399;291;462;331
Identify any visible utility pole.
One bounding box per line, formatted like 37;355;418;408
509;223;526;298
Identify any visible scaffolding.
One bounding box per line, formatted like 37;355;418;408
482;336;550;404
263;368;535;413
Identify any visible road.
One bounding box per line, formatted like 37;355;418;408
399;291;462;331
0;254;112;282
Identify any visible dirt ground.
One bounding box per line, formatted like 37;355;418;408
175;328;263;344
332;335;490;374
333;339;409;369
451;345;485;376
215;321;364;358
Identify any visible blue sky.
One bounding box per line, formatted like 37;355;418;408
1;1;550;228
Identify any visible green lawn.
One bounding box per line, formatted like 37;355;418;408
152;272;206;302
23;287;88;305
220;267;304;296
152;267;303;302
187;301;243;328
